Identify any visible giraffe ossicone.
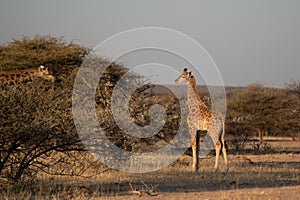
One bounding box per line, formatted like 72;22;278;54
175;68;228;172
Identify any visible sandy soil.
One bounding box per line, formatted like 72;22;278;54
99;153;300;200
102;186;300;200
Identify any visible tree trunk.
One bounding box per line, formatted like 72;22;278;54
257;128;264;145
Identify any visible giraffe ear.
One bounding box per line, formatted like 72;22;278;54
190;71;193;76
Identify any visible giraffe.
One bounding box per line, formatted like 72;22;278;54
175;68;228;172
0;65;55;86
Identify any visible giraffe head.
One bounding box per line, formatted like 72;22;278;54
175;68;194;84
37;65;55;82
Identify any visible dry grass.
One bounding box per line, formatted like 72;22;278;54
1;140;299;200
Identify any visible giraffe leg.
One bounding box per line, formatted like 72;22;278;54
188;116;199;172
191;133;199;172
213;141;221;172
222;145;229;172
221;121;229;172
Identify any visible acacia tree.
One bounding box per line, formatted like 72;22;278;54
0;36;90;181
284;80;300;139
0;35;181;181
0;35;87;72
0;79;83;181
227;83;300;147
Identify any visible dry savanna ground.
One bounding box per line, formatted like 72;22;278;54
1;138;299;200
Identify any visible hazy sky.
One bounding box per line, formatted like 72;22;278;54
0;0;299;88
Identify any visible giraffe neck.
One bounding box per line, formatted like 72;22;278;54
0;67;54;85
0;70;36;85
187;77;209;111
